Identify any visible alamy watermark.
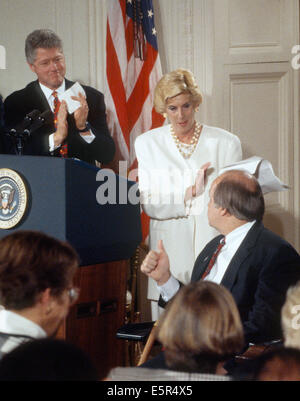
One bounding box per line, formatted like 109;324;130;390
95;161;205;216
291;305;300;329
0;45;6;69
291;45;300;70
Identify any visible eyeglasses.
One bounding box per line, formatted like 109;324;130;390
68;287;80;304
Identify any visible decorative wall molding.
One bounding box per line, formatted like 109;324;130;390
224;64;293;214
215;0;296;64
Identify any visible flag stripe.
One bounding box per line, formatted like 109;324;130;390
106;22;130;150
105;0;165;240
127;46;158;133
126;18;134;63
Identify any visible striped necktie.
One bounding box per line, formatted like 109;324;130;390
201;238;226;280
52;91;68;158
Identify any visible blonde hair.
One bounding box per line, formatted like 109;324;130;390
157;281;244;373
281;282;300;349
154;69;202;114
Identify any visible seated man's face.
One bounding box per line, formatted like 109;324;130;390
29;47;66;90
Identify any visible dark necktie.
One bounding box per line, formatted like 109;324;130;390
52;91;68;158
201;237;226;280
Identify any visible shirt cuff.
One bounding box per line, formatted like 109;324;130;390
49;130;95;151
157;275;180;302
80;130;95;143
49;133;60;152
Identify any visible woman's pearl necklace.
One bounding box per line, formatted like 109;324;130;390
170;122;202;159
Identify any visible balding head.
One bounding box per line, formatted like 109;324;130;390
212;170;265;222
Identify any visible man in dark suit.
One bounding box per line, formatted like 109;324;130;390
141;170;300;345
0;94;5;153
3;29;115;165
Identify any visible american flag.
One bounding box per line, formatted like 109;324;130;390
105;0;165;169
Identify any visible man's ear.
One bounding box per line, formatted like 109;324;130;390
38;288;55;315
28;62;36;74
38;288;52;306
219;207;230;217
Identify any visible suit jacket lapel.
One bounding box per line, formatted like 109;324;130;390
191;235;223;282
65;78;74;90
30;80;52;112
30;79;75;133
30;79;75;111
220;221;263;291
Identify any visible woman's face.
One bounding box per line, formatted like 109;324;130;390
165;93;197;137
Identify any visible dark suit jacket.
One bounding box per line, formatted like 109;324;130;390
158;221;300;345
3;79;115;165
190;222;300;344
0;95;4;154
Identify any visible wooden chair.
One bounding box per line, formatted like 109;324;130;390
136;321;158;365
120;248;284;368
235;339;283;363
119;243;155;366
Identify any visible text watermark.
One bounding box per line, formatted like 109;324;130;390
95;161;206;216
0;45;6;69
291;45;300;70
291;305;300;329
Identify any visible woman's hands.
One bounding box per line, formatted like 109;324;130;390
184;162;210;202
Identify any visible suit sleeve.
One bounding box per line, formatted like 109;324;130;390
82;87;115;164
0;96;4;153
242;243;300;344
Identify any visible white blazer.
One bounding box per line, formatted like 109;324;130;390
135;124;242;300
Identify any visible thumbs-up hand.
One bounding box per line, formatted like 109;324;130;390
141;240;171;286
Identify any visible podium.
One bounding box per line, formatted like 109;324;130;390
0;155;142;378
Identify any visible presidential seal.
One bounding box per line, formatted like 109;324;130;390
0;168;28;229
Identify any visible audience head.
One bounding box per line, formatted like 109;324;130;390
251;347;300;381
25;29;66;90
154;69;202;115
281;281;300;349
208;170;265;232
157;281;244;374
0;230;79;336
0;338;98;381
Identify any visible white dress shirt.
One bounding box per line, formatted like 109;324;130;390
159;220;256;302
39;81;95;152
0;309;47;354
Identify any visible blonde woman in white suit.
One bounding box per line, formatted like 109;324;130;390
135;69;242;319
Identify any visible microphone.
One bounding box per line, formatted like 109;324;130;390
7;110;53;156
23;110;53;135
22;109;41;127
9;109;41;135
38;109;53;123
